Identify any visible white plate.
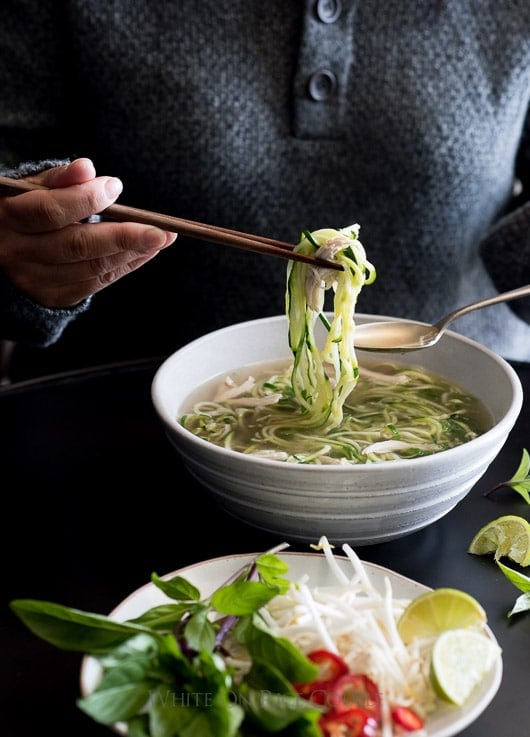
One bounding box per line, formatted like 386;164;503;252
80;552;502;737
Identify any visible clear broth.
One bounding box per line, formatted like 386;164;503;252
180;358;493;464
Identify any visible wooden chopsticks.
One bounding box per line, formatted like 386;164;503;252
0;175;343;272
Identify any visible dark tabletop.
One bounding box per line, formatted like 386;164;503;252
1;357;529;737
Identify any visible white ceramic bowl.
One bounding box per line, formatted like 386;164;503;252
151;314;523;545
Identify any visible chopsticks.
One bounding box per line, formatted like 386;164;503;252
0;175;343;271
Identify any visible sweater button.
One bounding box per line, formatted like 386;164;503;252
316;0;342;23
307;69;337;101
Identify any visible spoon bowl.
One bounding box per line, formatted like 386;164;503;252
354;285;530;352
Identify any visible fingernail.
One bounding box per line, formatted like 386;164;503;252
164;232;178;247
141;227;170;249
105;177;123;199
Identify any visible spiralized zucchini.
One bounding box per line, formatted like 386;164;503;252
286;225;376;428
180;360;488;464
180;226;489;464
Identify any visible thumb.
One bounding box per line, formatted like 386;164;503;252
35;158;98;189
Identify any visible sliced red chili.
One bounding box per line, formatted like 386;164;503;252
329;673;381;721
294;649;349;705
306;649;350;681
391;705;425;732
319;706;378;737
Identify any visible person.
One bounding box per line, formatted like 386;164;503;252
1;1;530;383
0;158;176;342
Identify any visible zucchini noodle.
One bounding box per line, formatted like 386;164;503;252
180;359;489;464
180;226;490;464
286;225;376;428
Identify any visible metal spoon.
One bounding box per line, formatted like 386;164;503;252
354;284;530;352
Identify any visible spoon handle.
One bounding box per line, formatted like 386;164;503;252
434;284;530;332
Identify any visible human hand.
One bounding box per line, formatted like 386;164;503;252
0;158;177;308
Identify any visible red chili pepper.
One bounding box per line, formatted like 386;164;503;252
294;649;349;705
319;706;378;737
391;705;425;732
329;673;381;721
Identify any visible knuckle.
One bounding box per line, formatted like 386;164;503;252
67;226;95;261
97;268;119;286
31;192;68;226
2;191;64;227
82;187;108;217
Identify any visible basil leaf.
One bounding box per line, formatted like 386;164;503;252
99;633;160;668
127;715;151;737
77;682;151;724
95;657;155;689
245;657;294;695
10;600;150;652
484;448;530;502
497;561;530;617
508;592;530;617
497;561;530;593
238;616;318;683
183;608;216;652
129;603;193;630
150;685;244;737
239;682;320;733
511;448;530;482
256;553;290;593
151;573;201;601
510;481;530;504
210;581;279;615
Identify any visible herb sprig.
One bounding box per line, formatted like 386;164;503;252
10;552;322;737
497;561;530;617
483;448;530;503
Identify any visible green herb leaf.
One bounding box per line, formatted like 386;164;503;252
239;681;320;733
9;600;151;652
151;573;201;601
183;607;216;652
255;553;290;593
210;580;280;615
126;714;151;737
95;654;154;688
497;560;530;617
497;560;530;593
98;633;160;668
149;684;244;737
9;552;325;736
484;449;530;503
237;615;319;684
508;592;530;617
77;682;151;724
246;656;297;695
129;603;193;630
127;714;151;737
511;448;530;482
509;482;530;503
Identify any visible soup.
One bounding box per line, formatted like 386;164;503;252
180;357;492;464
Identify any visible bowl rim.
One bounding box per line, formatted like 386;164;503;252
151;313;523;472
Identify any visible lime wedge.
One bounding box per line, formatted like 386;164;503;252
397;588;486;643
430;628;501;706
468;514;530;566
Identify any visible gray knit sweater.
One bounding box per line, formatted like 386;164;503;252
2;1;530;376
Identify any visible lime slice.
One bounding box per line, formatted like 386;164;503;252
397;588;486;643
430;628;501;706
468;514;530;566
